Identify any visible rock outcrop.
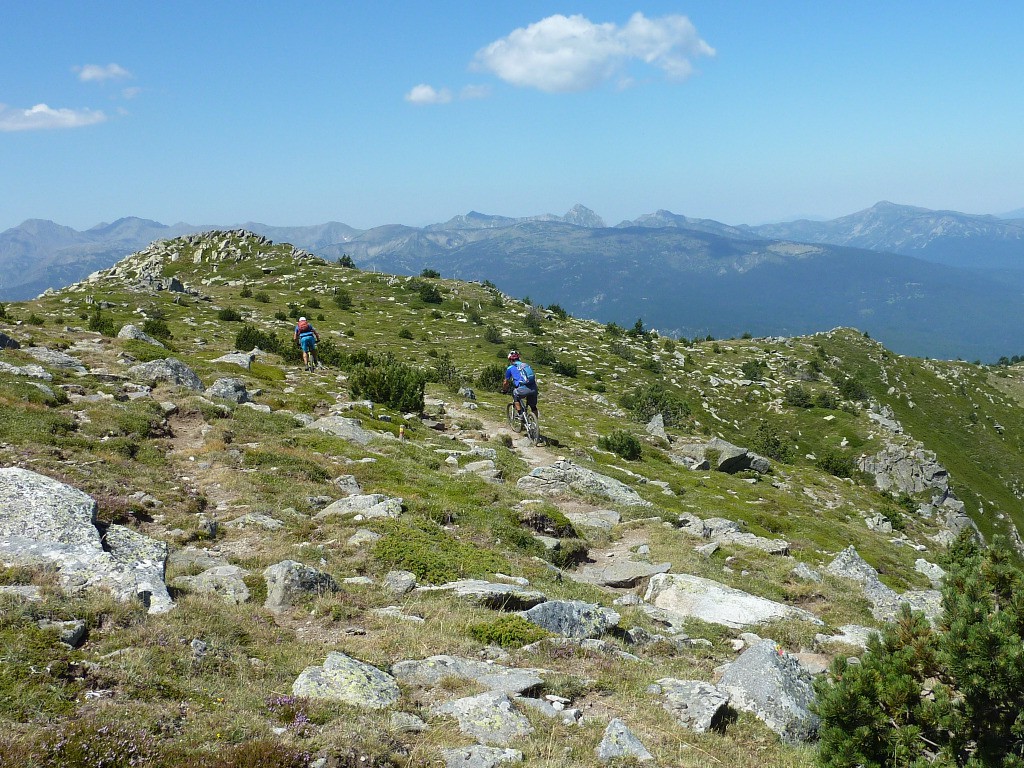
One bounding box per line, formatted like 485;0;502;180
0;468;172;613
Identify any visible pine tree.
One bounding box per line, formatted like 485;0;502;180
814;531;1024;767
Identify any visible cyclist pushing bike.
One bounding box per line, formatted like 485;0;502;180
503;350;539;423
293;316;321;371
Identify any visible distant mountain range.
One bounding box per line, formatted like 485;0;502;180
3;201;1024;360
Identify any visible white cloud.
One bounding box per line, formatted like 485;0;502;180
405;84;453;105
75;63;133;82
121;86;143;100
472;12;714;93
0;103;107;132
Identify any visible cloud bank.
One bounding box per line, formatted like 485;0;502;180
473;12;714;93
0;103;107;132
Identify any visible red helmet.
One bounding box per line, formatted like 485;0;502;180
507;350;520;361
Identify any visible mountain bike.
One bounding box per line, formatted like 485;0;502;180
507;395;539;443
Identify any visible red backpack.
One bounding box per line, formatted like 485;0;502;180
297;319;312;334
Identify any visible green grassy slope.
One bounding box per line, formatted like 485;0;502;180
1;231;1023;766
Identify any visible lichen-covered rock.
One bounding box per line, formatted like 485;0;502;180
310;415;376;445
432;691;534;746
516;460;651;507
415;579;547;609
717;639;819;743
173;565;251;604
441;746;523;768
644;573;822;630
292;651;399;709
518;599;620;639
207;377;249;403
315;494;403;520
653;678;730;732
212;351;256;369
127;357;204;391
391;655;545;695
117;324;165;347
262;559;338;613
596;718;654;763
0;468;173;613
827;546;942;622
23;347;87;372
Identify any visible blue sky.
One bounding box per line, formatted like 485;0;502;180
2;1;1021;232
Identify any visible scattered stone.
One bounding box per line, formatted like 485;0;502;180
518;599;620;639
814;624;881;651
441;746;522;768
212;350;256;369
292;651;399;709
262;560;338;613
22;347;87;372
207;377;250;403
517;459;652;507
172;565;251;604
563;509;620;533
572;559;671;589
127;358;204;392
347;529;381;547
316;494;403;520
333;474;363;495
117;324;165;347
38;618;87;648
383;570;417;595
392;655;545;695
0;331;20;349
827;546;942;622
653;678;730;732
0;585;42;601
717;639;819;743
390;712;428;734
915;558;947;588
644;573;822;630
224;512;283;530
0;360;52;380
791;562;822;582
645;414;669;442
596;718;654;763
416;579;547;609
432;691;534;746
310;415;376;445
371;606;425;623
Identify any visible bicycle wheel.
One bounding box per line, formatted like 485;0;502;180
507;402;524;433
524;410;539;443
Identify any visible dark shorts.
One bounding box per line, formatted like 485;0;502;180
513;385;538;409
299;334;317;352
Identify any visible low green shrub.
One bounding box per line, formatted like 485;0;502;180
598;430;643;460
217;307;243;322
620;381;690;427
816;448;856;478
468;615;550;647
348;353;426;412
371;518;507;584
477;363;506;392
141;317;172;340
549;539;589;569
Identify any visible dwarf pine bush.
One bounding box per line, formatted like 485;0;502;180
814;533;1024;768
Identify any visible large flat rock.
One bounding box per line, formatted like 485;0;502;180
644;573;822;630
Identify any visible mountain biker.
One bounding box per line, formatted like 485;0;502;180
502;350;538;421
293;316;321;370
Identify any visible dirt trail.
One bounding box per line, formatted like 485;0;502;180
166;411;242;514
